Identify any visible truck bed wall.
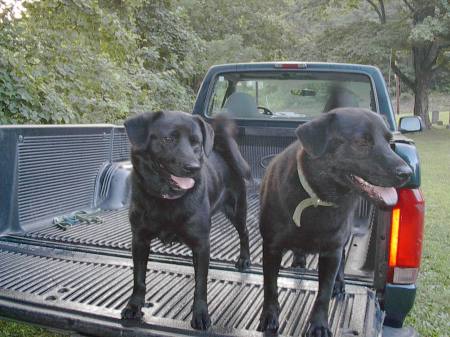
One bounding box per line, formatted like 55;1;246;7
1;125;299;234
0;126;130;235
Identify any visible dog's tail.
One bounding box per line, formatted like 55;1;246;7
323;84;359;112
212;115;251;180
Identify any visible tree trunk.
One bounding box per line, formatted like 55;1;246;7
409;4;437;129
391;48;433;129
412;44;434;128
413;78;431;128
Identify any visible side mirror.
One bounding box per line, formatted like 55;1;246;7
399;116;422;133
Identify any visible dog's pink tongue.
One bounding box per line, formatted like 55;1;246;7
354;176;398;207
372;185;398;207
170;175;195;190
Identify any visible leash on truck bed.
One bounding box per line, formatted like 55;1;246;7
293;156;337;227
53;209;103;230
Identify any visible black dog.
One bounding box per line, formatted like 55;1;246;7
121;111;251;330
258;108;412;337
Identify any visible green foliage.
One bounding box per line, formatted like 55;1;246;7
179;0;295;60
0;0;304;124
410;1;450;43
202;35;262;67
0;59;36;124
290;0;449;127
0;0;197;124
0;0;448;126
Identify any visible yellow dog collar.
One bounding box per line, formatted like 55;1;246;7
293;155;337;227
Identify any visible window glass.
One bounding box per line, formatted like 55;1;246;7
207;71;376;121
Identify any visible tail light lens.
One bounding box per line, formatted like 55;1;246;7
274;63;307;69
388;188;425;284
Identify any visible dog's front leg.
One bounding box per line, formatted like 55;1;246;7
332;247;346;300
306;248;342;337
121;232;151;320
258;242;282;332
191;241;211;330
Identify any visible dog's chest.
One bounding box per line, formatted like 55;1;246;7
157;229;182;244
150;209;192;235
132;197;206;243
291;203;355;251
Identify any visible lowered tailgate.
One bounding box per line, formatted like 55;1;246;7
0;241;381;337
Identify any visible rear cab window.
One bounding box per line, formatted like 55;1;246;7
206;71;377;122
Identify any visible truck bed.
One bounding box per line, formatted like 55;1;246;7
0;125;383;336
4;193;374;279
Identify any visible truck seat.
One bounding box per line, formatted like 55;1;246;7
223;92;259;118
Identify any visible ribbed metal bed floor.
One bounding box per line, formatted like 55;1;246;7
0;243;379;337
14;193;320;270
10;193;373;278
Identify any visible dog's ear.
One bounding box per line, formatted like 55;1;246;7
194;115;214;156
124;111;163;148
296;113;335;158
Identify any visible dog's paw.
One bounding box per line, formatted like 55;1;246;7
190;301;211;330
291;257;306;269
291;252;306;269
257;304;280;332
332;279;346;301
306;322;332;337
121;303;143;320
235;255;251;271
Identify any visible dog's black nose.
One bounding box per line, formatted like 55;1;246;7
183;162;201;174
396;166;412;181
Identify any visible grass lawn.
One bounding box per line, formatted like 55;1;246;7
0;320;64;337
0;128;449;337
404;127;450;337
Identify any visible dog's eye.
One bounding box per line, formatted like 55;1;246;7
161;136;175;144
358;139;368;146
190;136;200;145
354;137;371;147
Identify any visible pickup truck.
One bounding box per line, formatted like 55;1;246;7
0;62;424;337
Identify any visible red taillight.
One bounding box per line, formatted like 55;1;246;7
388;188;425;283
389;207;400;267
